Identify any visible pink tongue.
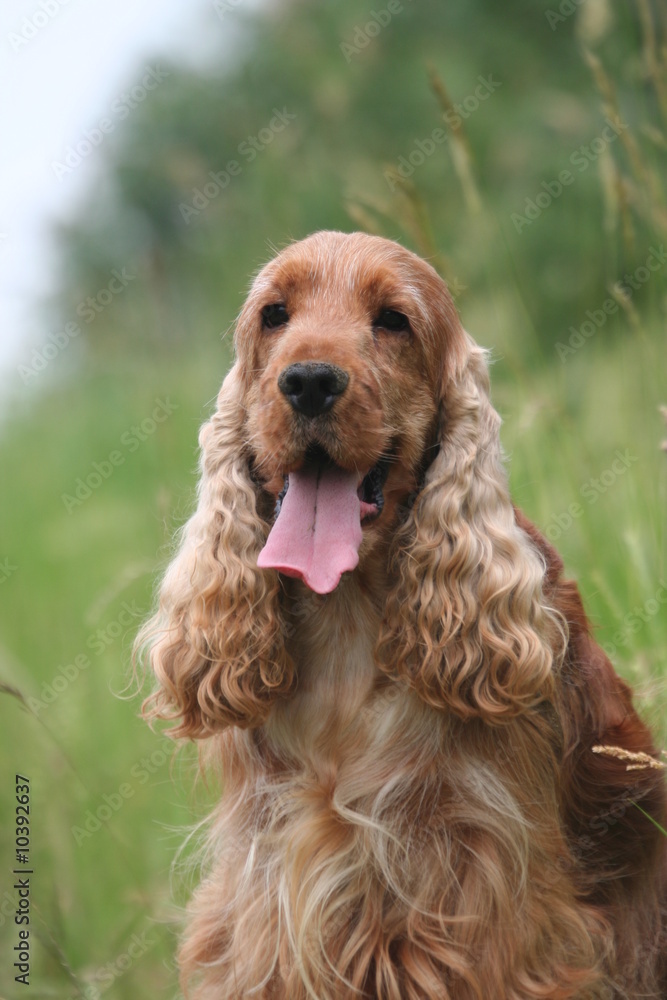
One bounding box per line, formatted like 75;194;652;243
257;465;362;594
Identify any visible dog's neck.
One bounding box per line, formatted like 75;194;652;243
266;562;390;764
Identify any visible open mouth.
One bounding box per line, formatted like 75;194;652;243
357;454;391;522
257;445;393;594
276;445;391;524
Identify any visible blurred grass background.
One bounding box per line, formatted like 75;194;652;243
0;0;666;995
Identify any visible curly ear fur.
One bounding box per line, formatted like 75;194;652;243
136;364;294;737
377;339;564;721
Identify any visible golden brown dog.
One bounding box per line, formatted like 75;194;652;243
138;231;666;999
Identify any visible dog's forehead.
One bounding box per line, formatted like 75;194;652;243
252;232;434;310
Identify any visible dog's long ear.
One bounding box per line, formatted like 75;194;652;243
136;364;294;737
377;340;562;721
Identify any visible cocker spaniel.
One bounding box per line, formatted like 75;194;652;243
138;231;666;999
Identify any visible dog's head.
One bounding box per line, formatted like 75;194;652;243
138;232;560;736
237;231;466;591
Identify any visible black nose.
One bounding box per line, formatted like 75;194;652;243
277;362;349;418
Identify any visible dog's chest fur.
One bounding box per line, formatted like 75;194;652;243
265;574;451;785
241;576;524;908
207;577;559;997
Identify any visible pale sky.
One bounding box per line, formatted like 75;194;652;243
0;0;254;389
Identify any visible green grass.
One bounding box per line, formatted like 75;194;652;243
0;356;227;998
0;309;665;997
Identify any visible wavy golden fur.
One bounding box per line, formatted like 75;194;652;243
137;231;666;999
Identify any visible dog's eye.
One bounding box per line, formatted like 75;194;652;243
261;303;289;330
373;308;410;334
